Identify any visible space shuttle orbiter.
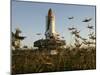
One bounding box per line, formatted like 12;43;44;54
45;8;59;39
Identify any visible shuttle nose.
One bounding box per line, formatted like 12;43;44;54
48;8;53;16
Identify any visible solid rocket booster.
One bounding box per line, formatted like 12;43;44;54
45;8;56;39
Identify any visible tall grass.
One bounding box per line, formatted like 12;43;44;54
12;46;96;74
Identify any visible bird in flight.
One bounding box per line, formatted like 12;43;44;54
68;27;76;30
68;16;74;19
87;25;94;29
71;30;80;35
82;18;92;22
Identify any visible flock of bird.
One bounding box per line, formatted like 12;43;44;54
35;16;95;47
67;16;95;47
68;16;92;22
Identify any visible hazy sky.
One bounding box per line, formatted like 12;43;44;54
12;0;96;47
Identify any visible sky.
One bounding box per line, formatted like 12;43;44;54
11;0;96;47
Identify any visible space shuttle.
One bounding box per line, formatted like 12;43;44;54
34;8;66;48
45;8;59;39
